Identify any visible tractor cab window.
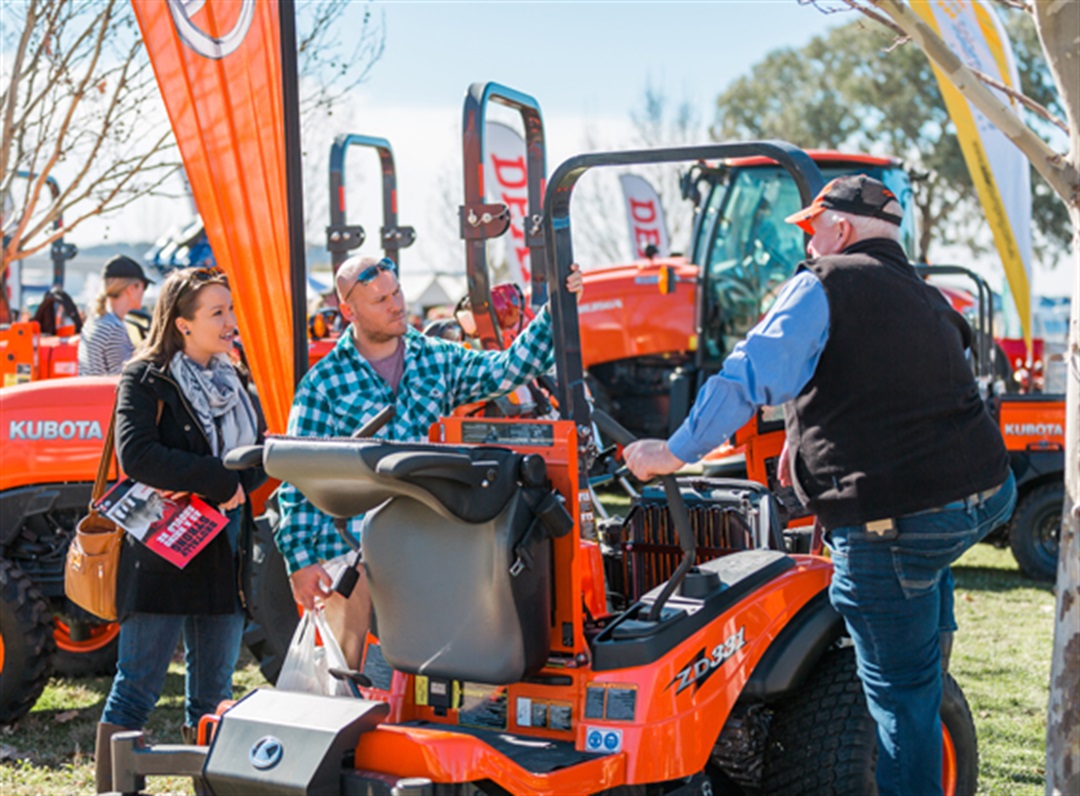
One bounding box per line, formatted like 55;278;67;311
699;163;914;362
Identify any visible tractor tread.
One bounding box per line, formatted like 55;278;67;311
1008;481;1062;582
762;646;876;795
0;559;56;725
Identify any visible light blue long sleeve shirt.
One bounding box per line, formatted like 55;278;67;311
668;270;831;463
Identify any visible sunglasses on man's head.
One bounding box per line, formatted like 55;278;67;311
344;257;398;301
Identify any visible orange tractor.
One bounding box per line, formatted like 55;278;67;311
574;151;1062;581
0;133;414;725
0;172;86;386
105;141;981;796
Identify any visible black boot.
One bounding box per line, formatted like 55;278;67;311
94;722;128;793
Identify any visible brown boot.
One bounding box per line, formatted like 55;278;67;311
94;722;127;793
181;724;198;745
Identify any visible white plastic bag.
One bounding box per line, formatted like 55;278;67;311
276;607;353;697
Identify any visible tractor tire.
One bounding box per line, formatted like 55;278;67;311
1008;482;1062;582
762;647;979;796
941;672;978;796
51;611;120;678
242;509;299;685
0;558;56;725
761;646;877;795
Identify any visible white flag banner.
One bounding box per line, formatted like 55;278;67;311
914;0;1033;342
619;173;670;259
484;121;530;287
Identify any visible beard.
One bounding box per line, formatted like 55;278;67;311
355;318;407;346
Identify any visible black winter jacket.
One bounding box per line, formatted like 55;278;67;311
114;358;267;618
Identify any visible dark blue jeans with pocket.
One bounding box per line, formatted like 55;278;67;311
101;508;245;730
825;471;1016;796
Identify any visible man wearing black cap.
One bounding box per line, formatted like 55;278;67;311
78;255;153;376
625;175;1015;796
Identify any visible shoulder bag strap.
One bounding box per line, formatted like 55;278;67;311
90;397;165;506
90;404;118;506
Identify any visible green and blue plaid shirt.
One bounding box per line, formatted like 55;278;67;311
275;307;554;573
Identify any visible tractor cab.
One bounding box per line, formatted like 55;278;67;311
689;152;915;367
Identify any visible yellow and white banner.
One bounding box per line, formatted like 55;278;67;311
912;0;1033;343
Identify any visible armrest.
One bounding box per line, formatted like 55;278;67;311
375;451;500;487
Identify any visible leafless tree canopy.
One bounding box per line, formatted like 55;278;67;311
573;80;703;266
1;0;175;264
0;0;384;272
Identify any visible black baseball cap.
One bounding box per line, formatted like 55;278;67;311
785;174;903;234
102;255;153;285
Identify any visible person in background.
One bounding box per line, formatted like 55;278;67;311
624;175;1015;796
78;255;153;376
94;267;266;793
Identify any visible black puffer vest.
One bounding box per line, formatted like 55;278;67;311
784;238;1008;527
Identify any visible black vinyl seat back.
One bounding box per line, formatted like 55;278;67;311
262;435;554;684
363;485;552;684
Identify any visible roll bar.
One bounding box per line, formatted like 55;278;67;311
914;264;996;382
327;134;416;273
461;82;547;350
542;141;826;437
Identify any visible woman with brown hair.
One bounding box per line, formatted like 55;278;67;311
94;267;266;792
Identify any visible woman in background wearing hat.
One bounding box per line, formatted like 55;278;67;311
94;267;266;792
78;255;153;376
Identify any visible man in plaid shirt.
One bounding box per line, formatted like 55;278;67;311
277;254;583;612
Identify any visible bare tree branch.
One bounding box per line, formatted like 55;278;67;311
862;0;1078;201
1;0;384;288
824;0;908;36
966;64;1069;133
0;0;39;187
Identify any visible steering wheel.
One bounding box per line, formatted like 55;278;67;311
591;409;696;620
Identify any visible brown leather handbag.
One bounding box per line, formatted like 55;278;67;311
64;405;124;621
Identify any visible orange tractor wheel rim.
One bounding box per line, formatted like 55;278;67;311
54;620;120;653
942;724;958;796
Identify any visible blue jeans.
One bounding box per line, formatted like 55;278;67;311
826;472;1016;796
101;509;245;729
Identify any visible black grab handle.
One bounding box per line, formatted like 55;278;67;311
353;405;395;439
591;410;696;621
223;445;264;471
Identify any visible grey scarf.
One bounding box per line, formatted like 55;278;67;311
169;352;258;458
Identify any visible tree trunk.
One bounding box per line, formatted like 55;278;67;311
1048;204;1079;796
1034;0;1080;786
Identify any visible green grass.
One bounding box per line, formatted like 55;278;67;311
1;546;1054;795
0;649;268;796
949;545;1054;794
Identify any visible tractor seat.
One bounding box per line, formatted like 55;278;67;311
263;434;556;684
262;436;537;523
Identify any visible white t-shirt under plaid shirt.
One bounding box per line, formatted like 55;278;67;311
275;307;556;574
